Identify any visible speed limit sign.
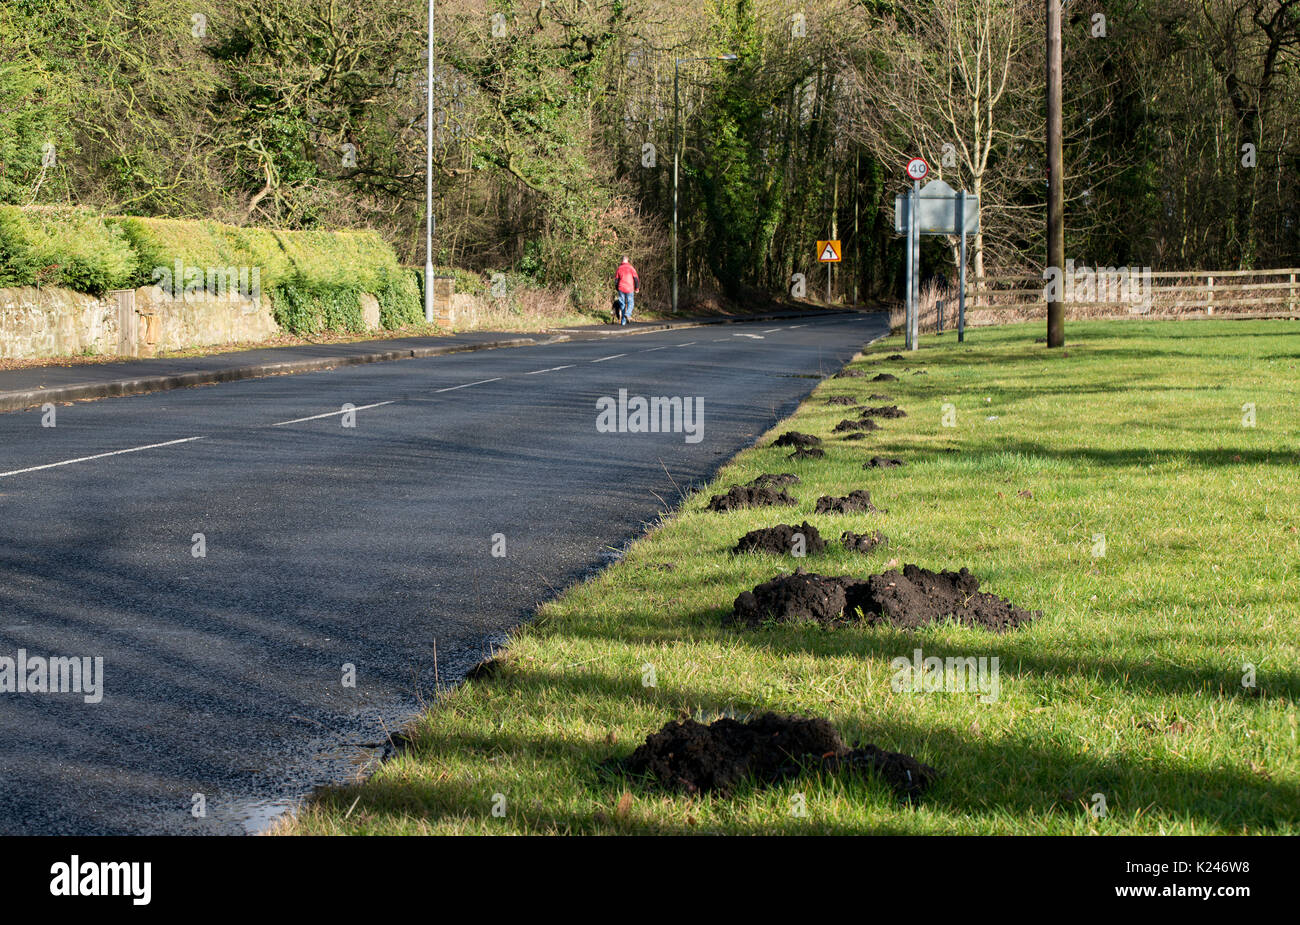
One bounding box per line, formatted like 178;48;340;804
906;157;929;181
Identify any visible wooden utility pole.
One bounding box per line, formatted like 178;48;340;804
1046;0;1065;347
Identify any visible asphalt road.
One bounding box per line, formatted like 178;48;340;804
0;312;888;835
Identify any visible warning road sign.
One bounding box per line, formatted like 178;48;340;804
817;239;842;262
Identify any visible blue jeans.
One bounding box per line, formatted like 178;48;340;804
618;291;635;322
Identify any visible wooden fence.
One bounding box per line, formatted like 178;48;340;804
902;267;1300;333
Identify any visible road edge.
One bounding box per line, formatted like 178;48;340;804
274;322;891;835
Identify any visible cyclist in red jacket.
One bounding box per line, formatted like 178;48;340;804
614;257;640;325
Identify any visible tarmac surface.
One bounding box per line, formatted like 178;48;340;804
0;311;888;834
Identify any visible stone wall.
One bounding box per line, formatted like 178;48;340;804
0;287;119;359
133;285;280;356
0;283;387;360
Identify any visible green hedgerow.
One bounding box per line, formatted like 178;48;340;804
0;206;137;295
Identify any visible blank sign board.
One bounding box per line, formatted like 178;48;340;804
894;179;979;235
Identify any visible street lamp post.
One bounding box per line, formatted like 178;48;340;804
424;0;436;324
672;54;738;314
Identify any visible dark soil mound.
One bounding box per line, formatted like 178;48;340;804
815;490;879;514
728;567;856;626
868;393;893;401
772;431;822;448
733;521;826;556
833;418;880;433
821;745;937;801
747;472;800;489
858;564;1038;632
788;447;826;460
825;396;859;406
707;485;798;512
841;432;869;441
872;373;898;382
842;530;888;553
729;565;1035;634
620;712;937;800
859;405;907;419
913;370;928;375
886;353;905;361
865;456;905;468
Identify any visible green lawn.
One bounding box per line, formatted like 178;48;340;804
284;319;1300;835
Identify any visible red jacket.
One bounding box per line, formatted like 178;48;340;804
615;263;640;294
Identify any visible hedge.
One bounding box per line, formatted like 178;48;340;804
116;216;421;334
0;207;422;334
0;206;138;295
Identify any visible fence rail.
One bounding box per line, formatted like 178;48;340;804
894;267;1300;335
967;267;1300;317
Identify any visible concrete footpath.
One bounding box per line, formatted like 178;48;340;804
0;308;857;412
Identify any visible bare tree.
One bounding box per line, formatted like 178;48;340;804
839;0;1045;280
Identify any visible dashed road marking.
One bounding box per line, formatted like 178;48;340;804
273;401;395;426
434;377;503;393
590;354;626;363
0;437;207;479
525;365;575;375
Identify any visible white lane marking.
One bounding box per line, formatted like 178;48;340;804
676;341;697;347
435;377;502;393
273;400;395;426
789;324;806;329
0;437;206;479
762;328;781;333
0;319;838;481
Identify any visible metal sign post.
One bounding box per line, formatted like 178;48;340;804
903;158;928;351
894;173;978;347
958;192;966;343
816;239;842;306
904;189;914;350
910;179;920;350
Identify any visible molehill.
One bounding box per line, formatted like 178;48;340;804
618;713;938;801
728;565;1038;632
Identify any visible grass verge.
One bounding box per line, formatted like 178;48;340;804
283;319;1300;835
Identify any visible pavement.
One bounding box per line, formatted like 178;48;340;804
0;310;889;834
0;308;852;413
